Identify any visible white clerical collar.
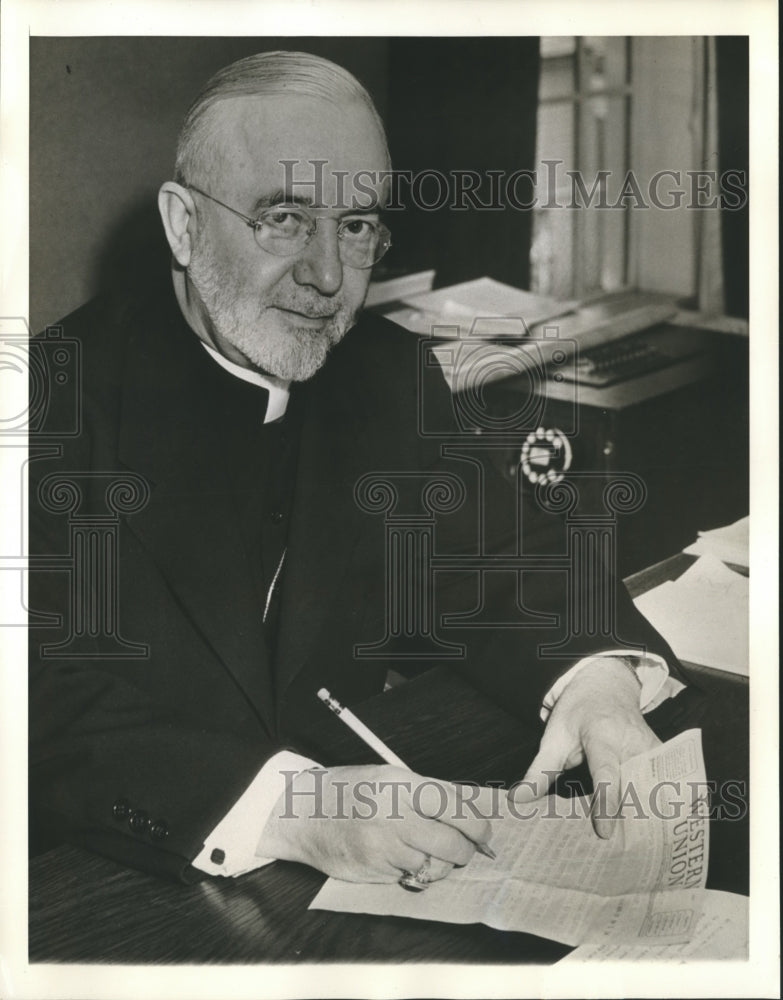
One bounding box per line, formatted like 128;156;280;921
200;342;291;423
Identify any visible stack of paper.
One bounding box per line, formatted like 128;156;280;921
683;516;749;570
384;276;575;338
633;555;748;675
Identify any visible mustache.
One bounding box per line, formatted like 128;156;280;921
269;298;346;319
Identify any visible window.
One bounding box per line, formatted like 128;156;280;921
531;37;631;300
532;37;722;311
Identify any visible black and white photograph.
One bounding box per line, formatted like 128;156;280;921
0;1;778;997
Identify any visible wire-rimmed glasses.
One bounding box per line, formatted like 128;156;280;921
188;185;392;269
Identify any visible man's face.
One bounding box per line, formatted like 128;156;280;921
185;94;390;381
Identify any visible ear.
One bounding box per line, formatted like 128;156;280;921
158;182;197;267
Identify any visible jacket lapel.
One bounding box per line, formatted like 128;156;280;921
117;291;277;734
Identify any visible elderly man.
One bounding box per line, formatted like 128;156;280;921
29;51;689;886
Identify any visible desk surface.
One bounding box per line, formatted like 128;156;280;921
28;558;748;964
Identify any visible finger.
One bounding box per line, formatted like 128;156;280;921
584;725;660;839
336;854;415;885
424;857;455;882
410;778;492;851
389;844;433;878
508;739;569;804
588;757;621;840
388;846;453;884
582;728;634;838
401;812;478;868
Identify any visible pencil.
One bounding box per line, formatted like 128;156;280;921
316;687;496;860
317;687;408;768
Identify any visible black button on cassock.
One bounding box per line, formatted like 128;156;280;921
128;809;150;834
112;798;131;821
149;819;169;842
270;511;284;524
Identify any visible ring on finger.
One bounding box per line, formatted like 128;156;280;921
398;855;432;892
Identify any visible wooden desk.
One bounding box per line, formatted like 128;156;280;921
28;562;749;964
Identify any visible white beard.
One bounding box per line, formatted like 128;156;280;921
187;237;358;381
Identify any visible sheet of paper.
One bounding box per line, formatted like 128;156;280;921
384;277;575;340
310;730;709;948
683;515;749;569
558;889;748;962
402;276;575;331
633;555;748;675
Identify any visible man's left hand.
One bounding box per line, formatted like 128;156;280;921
508;657;661;838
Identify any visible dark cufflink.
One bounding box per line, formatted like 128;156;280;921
210;848;226;865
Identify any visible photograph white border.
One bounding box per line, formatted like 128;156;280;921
1;1;778;997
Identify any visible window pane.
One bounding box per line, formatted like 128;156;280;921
539;54;576;102
540;36;576;59
579;37;629;93
535;101;576;196
533;37;630;298
539;36;576;102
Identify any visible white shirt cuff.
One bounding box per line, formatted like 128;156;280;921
192;750;320;877
540;649;685;722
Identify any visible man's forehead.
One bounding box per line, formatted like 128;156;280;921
210;94;390;208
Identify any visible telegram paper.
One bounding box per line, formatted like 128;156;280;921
310;730;709;948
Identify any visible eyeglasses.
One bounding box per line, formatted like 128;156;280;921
188;185;392;269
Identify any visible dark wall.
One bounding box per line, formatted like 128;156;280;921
385;37;540;289
716;36;749;319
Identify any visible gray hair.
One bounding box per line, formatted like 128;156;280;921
174;50;389;185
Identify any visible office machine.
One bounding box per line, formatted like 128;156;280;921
555;324;706;386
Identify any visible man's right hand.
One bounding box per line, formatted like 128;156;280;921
256;765;493;884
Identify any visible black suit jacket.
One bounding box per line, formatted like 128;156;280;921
29;278;682;879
